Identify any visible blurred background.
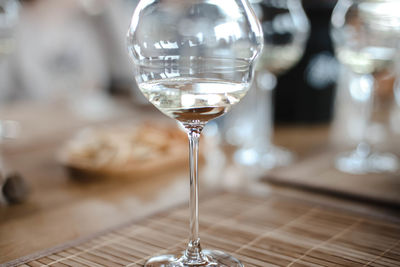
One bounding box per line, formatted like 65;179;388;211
2;0;397;136
2;0;340;121
1;0;400;176
1;0;400;264
1;0;138;105
1;0;400;180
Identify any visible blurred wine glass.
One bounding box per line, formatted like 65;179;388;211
0;0;19;102
331;0;400;174
227;0;309;171
0;0;19;176
0;0;18;59
391;65;400;137
15;0;114;120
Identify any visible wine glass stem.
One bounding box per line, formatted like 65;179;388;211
0;148;3;177
184;126;205;264
255;70;276;150
0;122;4;176
354;73;374;157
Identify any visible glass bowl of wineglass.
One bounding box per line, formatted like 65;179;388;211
127;0;263;266
225;0;310;171
331;0;400;174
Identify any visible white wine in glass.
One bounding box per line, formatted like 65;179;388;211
139;77;249;123
127;0;263;266
336;46;396;75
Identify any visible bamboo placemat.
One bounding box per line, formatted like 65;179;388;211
5;192;400;267
265;151;400;208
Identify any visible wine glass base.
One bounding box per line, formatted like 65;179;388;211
234;145;294;170
335;151;399;174
144;250;243;267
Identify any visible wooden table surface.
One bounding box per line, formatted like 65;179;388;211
1;100;399;265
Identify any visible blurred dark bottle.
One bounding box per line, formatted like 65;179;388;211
274;0;338;124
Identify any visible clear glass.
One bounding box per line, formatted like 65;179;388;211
15;1;111;119
0;0;19;59
127;1;263;266
0;0;19;102
226;0;309;171
0;0;19;177
331;0;400;174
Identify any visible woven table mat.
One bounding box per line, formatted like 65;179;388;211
265;151;400;208
7;192;400;267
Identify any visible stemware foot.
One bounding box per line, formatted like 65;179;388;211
234;145;294;170
335;151;399;174
144;250;243;267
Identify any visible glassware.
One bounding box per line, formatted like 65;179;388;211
127;1;263;266
16;1;115;120
392;64;400;135
0;0;18;58
0;0;19;102
331;0;400;174
0;120;19;166
227;0;309;171
0;0;19;177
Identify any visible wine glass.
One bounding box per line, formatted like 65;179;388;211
0;0;19;177
331;0;400;174
0;0;19;102
0;0;19;58
227;0;309;170
127;1;263;266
